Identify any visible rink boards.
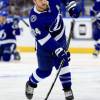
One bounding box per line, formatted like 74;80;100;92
16;17;94;53
17;46;94;53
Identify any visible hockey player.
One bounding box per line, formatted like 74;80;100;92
25;0;81;100
0;11;21;61
90;0;100;56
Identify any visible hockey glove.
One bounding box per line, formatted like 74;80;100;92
55;48;70;62
67;1;81;18
95;43;100;51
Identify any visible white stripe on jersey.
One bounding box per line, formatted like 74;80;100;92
0;39;16;45
54;27;65;41
49;14;62;32
38;34;51;46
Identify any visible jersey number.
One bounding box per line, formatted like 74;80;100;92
32;28;41;36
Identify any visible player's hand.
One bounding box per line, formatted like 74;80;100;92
55;48;70;62
67;1;81;18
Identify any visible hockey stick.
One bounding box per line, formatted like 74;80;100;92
44;19;75;100
20;17;30;27
14;15;30;27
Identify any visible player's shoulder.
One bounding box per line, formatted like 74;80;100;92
29;7;48;26
96;0;100;2
29;8;38;23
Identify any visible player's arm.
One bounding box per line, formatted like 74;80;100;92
61;0;81;18
30;22;70;62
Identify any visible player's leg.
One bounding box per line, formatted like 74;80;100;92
0;45;3;61
25;51;53;99
11;43;21;61
1;44;12;61
54;56;74;100
59;65;74;100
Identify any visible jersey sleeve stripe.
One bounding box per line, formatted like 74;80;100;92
54;27;65;41
38;34;51;46
0;39;16;45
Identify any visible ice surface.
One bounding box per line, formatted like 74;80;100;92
0;53;100;100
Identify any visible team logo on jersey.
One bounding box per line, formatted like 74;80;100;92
31;28;41;36
31;15;37;22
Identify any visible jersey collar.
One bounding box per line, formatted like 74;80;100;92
34;6;49;14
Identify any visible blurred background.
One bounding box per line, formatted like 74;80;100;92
0;0;98;54
8;0;94;17
2;0;96;54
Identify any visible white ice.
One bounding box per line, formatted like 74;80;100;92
0;53;100;100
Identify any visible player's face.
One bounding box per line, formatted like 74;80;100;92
0;16;6;24
33;0;49;12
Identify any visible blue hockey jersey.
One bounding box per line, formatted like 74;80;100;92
0;20;20;45
29;0;73;54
